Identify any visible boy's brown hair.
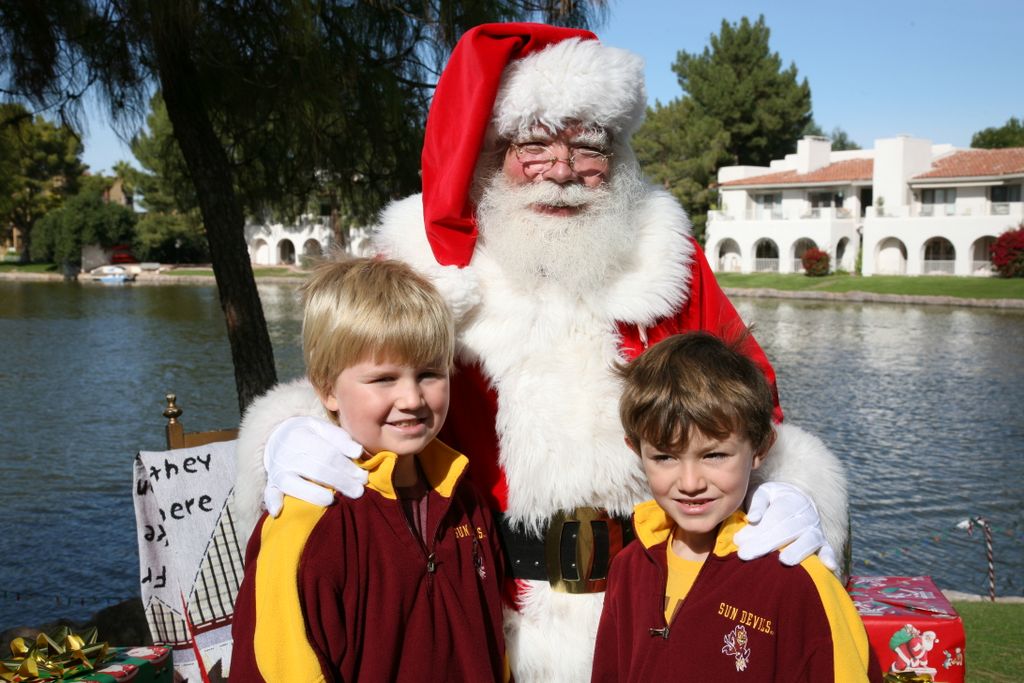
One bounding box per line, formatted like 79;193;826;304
617;331;775;456
301;257;454;400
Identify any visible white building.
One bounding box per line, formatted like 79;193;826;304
245;215;373;265
706;136;1024;276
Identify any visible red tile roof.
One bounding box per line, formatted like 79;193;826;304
719;158;873;187
913;148;1024;180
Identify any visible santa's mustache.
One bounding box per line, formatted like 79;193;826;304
505;178;609;210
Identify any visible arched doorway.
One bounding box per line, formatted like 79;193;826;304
717;239;742;272
875;238;907;275
252;239;270;265
836;237;851;272
792;238;818;273
923;237;955;275
278;239;296;265
303;239;323;262
971;236;996;275
754;239;779;272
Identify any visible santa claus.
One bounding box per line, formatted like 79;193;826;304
234;23;848;682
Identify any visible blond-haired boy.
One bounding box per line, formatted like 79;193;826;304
592;332;870;681
231;258;506;682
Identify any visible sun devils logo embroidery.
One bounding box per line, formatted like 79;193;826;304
722;624;751;671
473;537;486;579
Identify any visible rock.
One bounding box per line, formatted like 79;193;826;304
0;598;152;655
81;598;153;646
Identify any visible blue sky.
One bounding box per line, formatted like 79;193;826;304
80;0;1020;175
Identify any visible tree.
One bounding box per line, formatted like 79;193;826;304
0;103;87;261
31;175;137;266
990;224;1024;278
971;116;1024;149
635;15;811;241
828;127;861;151
672;15;812;167
633;99;731;240
802;120;861;150
1;0;608;413
128;92;208;263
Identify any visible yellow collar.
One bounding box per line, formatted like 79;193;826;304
357;439;468;501
632;500;746;558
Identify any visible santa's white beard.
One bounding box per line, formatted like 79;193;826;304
475;163;645;296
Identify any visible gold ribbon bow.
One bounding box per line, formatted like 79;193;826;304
883;672;934;683
0;626;109;682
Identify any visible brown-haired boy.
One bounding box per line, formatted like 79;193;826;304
592;332;870;681
231;258;506;682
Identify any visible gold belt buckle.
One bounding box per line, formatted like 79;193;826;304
544;507;624;594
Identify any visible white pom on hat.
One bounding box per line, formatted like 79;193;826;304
492;37;647;142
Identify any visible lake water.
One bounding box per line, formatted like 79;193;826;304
1;280;1022;629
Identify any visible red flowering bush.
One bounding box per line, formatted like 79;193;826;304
991;224;1024;278
801;248;830;276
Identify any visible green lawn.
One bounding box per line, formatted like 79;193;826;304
954;601;1024;682
715;272;1024;300
0;262;59;273
6;262;1024;300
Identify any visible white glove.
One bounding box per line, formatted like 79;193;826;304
734;481;839;571
263;416;369;517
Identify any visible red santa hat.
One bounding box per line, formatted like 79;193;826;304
421;23;647;267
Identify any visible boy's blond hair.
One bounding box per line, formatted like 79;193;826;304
617;331;775;456
301;257;454;399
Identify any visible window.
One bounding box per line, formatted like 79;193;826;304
860;188;873;217
808;191;841;207
807;191;843;218
755;193;783;219
921;188;956;216
991;185;1022;215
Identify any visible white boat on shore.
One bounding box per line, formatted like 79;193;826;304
87;265;137;284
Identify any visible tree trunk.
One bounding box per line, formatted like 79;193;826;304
149;10;277;415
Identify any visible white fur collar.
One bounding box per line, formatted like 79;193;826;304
372;186;694;327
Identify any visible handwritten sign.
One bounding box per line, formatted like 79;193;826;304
132;440;242;681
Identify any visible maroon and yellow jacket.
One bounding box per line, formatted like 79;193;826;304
592;503;872;682
230;439;507;682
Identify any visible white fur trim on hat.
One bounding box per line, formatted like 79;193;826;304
492;38;647;141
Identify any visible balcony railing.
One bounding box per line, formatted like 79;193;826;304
740;207;855;221
923;259;955;275
745;209;784;220
754;258;779;272
802;207;853;219
972;260;994;275
792;259;805;273
919;204;956;217
988;202;1023;216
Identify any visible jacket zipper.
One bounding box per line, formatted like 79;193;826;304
647;540;713;642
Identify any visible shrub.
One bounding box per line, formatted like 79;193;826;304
991;225;1024;278
132;212;209;264
801;248;830;276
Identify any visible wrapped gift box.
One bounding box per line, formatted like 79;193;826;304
22;646;172;683
846;576;965;683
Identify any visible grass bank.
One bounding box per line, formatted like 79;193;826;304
953;601;1023;681
715;272;1024;300
6;263;1024;300
0;262;58;273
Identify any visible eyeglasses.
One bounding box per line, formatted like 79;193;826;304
510;143;613;178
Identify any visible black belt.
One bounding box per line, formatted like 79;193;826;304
494;508;636;594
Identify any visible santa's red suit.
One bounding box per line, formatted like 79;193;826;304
233;24;848;682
